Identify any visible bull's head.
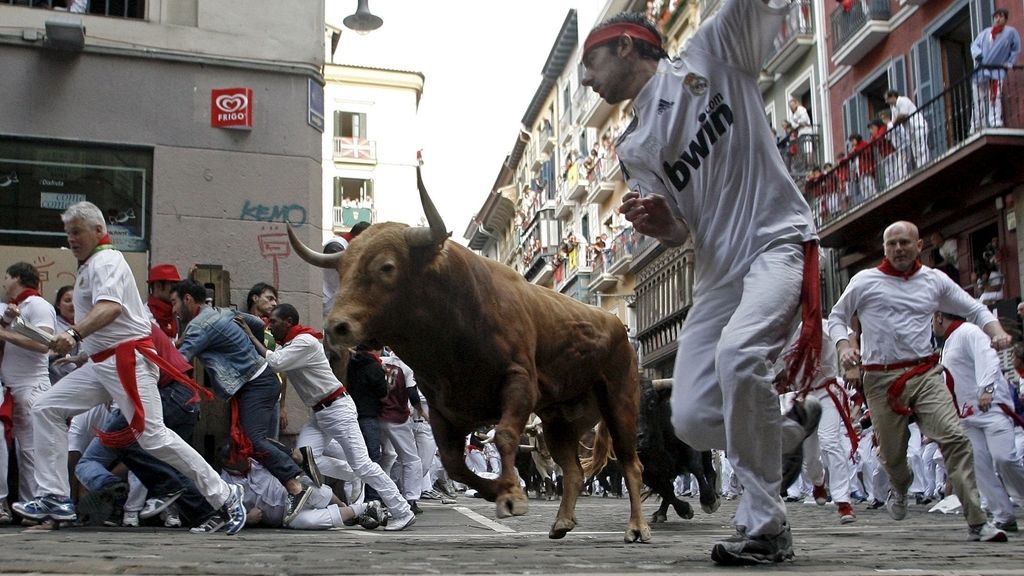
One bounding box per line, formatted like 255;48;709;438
287;167;451;348
636;378;672;454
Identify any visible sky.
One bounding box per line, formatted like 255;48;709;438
327;0;605;244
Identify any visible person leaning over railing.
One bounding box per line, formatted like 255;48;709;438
971;9;1020;130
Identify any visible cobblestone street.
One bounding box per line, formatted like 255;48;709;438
1;493;1021;575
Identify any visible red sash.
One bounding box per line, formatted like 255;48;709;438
813;378;860;457
91;337;212;447
862;355;940;416
784;241;823;396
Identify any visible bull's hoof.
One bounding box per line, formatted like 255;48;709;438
651;511;667;523
701;495;721;514
624;523;652;543
674;502;694;520
548;517;576;539
495;494;529;518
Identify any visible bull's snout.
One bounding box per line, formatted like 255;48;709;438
329;320;352;341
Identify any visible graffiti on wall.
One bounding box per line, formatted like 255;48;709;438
257;225;291;288
240;200;307;227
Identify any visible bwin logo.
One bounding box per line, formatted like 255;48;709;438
661;94;734;191
657;99;675;115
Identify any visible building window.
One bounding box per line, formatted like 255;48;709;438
333;177;373;227
0;136;152;251
4;0;146;19
334;111;367;139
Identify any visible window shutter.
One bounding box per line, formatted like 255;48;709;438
888;55;908;98
911;37;935;107
970;0;993;39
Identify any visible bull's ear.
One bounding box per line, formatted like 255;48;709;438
404;167;451;248
287;224;345;269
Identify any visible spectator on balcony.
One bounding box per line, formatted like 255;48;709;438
582;2;821;565
971;9;1020;129
867;119;896;190
928;232;960;285
885;89;929;169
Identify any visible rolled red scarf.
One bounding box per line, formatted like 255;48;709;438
992;24;1005;40
863;355;940;416
147;296;176;339
9;288;41;305
280;324;323;345
785;241;823;396
814;378;860;457
877;257;922;280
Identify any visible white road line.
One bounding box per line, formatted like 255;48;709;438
453;506;516;533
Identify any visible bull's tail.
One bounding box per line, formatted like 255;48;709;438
580;421;613;479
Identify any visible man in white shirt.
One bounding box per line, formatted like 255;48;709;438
581;0;820;564
885;89;930;169
238;303;416;531
11;201;246;534
970;9;1021;129
828;220;1010;542
934;311;1024;533
0;262;56;504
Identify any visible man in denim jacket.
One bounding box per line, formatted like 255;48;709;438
171;279;314;528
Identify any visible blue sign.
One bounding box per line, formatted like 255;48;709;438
308;78;324;133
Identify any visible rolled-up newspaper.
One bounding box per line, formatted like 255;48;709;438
10;317;55;345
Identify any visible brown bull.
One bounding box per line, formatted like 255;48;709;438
288;169;651;542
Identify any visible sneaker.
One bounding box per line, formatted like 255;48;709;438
283;486;313;526
122;510;140;527
968;522;1008;542
161;506;182;528
298;446;323;488
711;523;794;565
886;490;908;521
222;484;247;535
420;489;444;500
866;498;884;510
434;478;457;499
383;509;416;531
409;501;424;515
812;484;828;506
189;511;228;534
345;500;382;530
13;495;77;522
995;520;1018;532
837;502;857;524
76;481;127;527
140;489;185;520
0;501;11;525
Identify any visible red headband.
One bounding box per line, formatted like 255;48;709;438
583;23;662;59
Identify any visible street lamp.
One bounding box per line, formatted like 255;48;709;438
343;0;383;34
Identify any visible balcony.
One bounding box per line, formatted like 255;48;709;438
3;0;145;19
764;1;815;75
580;88;614;129
589;249;618;292
333;137;377;164
808;68;1024;249
554;183;575;219
566;168;588;201
830;0;892;67
780;132;822;184
333;206;373;229
540;120;556;155
606;227;638;276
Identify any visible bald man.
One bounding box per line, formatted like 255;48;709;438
827;221;1012;542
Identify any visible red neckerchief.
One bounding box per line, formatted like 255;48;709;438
992;24;1005;40
79;234;115;266
877;257;923;280
9;288;41;305
280;324;323;345
943;319;964;339
341;232;354;242
147;296;176;339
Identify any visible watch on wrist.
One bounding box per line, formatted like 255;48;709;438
66;327;83;342
982;384;995;395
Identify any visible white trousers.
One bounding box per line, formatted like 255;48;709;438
413;417;437;490
379;418;422;501
963;414;1024;524
811;386;853;503
31;356;230;508
670;242;805;537
298;395;411;517
907;423;928;494
8;379;49;501
288;485;344;530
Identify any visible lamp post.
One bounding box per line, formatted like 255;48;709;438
343;0;383;34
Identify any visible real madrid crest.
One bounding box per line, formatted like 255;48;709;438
684;73;709;96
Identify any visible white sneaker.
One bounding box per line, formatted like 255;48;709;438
161;506;182;528
122;510;140;527
885;490;907;521
383;509;416;531
968;522;1008;542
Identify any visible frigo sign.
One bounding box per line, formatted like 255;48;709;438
211;87;254;130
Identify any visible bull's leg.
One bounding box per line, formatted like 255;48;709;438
489;370;537;518
696;451;721;514
543;419;583;539
427;411;499;501
652;498;670;523
596;388;653;543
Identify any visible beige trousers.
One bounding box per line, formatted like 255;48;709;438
863;364;985;526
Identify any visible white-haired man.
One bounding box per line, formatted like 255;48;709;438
12;202;246;534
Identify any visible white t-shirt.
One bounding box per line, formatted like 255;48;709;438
322;236;348;320
0;295;55;386
941;321;1013;420
615;0;816;294
75;249;152;357
827;265;996;365
263;333;339;407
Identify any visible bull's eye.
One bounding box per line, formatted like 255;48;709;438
380;263;396;274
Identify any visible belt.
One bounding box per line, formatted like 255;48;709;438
862;355;938;373
312;386;347;412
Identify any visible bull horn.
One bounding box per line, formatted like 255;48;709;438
651;379;673;392
287;224;344;269
404;167;451;248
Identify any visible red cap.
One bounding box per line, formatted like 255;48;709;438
148;263;182;284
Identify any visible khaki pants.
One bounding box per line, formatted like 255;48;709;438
863;364;985;525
